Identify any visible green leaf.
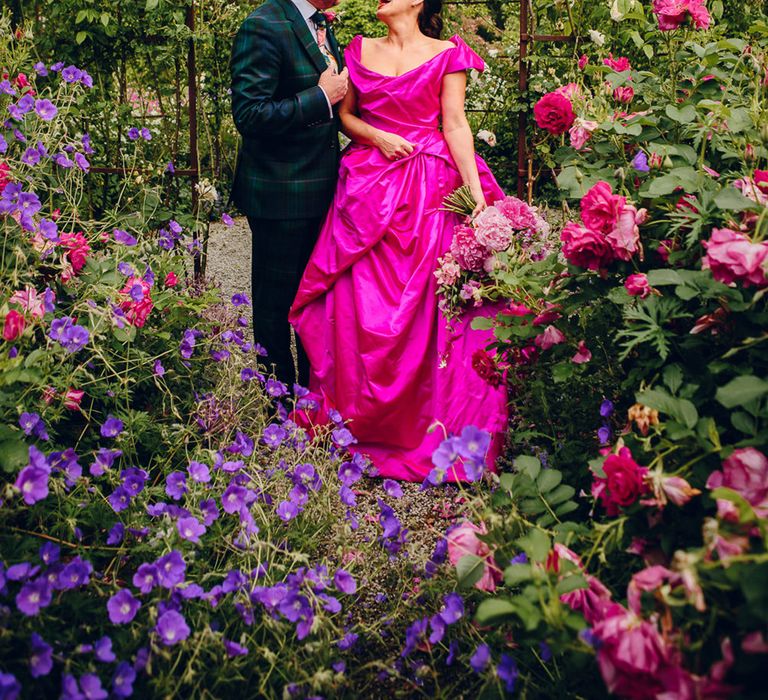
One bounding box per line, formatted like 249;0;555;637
555;501;579;517
547;484;576;506
555;573;589;595
537;469;562;493
471;316;494;330
475;598;516;626
76;31;88;44
665;104;697;123
514;455;541;480
516;528;551;563
715;375;768;409
504;564;533;586
714;187;759;212
646;269;685;286
456;554;485;589
663;365;684;395
636;388;698;428
0;437;28;473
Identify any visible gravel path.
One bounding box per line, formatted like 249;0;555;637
205;216;252;314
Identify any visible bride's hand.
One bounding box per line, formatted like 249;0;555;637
373;131;415;161
469;187;487;220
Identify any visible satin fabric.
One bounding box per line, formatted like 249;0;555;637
288;35;508;481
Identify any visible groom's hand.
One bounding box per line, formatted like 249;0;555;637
319;67;349;106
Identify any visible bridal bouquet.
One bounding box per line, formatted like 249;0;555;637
435;186;552;318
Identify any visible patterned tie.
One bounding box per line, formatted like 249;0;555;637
310;11;338;73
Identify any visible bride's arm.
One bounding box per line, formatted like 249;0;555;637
441;72;486;218
339;86;414;160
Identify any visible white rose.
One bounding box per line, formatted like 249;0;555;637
588;29;606;46
476;129;497;147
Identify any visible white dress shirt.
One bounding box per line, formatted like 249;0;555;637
291;0;334;117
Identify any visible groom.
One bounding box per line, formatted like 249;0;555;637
230;0;347;386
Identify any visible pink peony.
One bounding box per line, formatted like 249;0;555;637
59;231;91;273
473;206;513;252
3;310;26;341
534;325;565;350
446;521;501;592
533;92;576;136
571;340;592;363
494;195;538;234
653;0;711;30
706;447;768;521
625;273;651;298
606;205;646;261
569;119;598;150
560;222;614;271
449;225;487;272
581;181;626;235
592;447;649;516
702;227;768;288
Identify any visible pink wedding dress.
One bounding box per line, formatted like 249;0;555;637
288;35;508;481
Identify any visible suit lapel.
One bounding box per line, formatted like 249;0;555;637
327;24;343;70
276;0;328;75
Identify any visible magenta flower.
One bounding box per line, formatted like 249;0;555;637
107;588;140;624
155;610;190;646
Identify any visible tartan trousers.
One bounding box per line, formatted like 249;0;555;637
247;216;322;388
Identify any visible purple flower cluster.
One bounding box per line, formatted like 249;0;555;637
426;425;490;485
0;183;41;231
49;316;90;353
377;499;408;557
598;399;614;445
126;127;152;142
19;412;48;441
14;446;51;505
401;592;464;657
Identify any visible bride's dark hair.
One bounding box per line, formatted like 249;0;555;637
418;0;443;39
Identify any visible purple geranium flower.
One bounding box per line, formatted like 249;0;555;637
631;150;650;173
58;556;92;589
121;467;148;496
94;636;116;662
39;542;60;565
187;460;210;483
80;673;108;700
333;569;357;595
223;639;249;657
113;229;137;246
470;643;491;672
153;359;165;376
132;563;159;594
497;654;519;692
112;662;136;698
74;153;90;172
61;65;83;83
155;610;190;646
29;632;53;677
222;213;235;227
177;516;206;543
600;399;614;417
597;425;612;445
108;486;131;513
0;673;21;699
331;428;356;447
165;471;187;500
262;424;287;449
90;447;122;477
127;127;140;141
156;550;186;588
276;500;300;522
100;415;124;438
16;578;52;616
106;522;125;546
14;460;50;506
107;589;140;624
382;479;403;498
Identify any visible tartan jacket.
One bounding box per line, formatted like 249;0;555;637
229;0;344;219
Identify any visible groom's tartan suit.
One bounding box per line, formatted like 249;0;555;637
230;0;343;384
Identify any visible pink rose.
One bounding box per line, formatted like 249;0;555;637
434;252;461;286
446;521;501;592
3;309;26;341
606;205;645;261
534;325;565;350
164;271;178;288
742;631;768;654
507;301;534;316
64;388;85;410
578;54;589;70
592;447;649;516
652;0;711;30
120;277;154;328
532;303;561;326
734;174;768;206
702;227;768;288
0;161;10;190
706;447;768;520
533;92;576;136
9;286;45;319
580;181;626;235
569;119;598;150
603;54;631;72
613;85;635;103
59;231;91;273
625;273;651;298
662;475;700;506
560;222;614;271
494;195;538;233
627;565;679;614
571;340;592;363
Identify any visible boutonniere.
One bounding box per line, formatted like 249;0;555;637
323;11;337;24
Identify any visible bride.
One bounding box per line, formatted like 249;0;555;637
289;0;508;481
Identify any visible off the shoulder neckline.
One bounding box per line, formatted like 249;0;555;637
350;34;463;79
